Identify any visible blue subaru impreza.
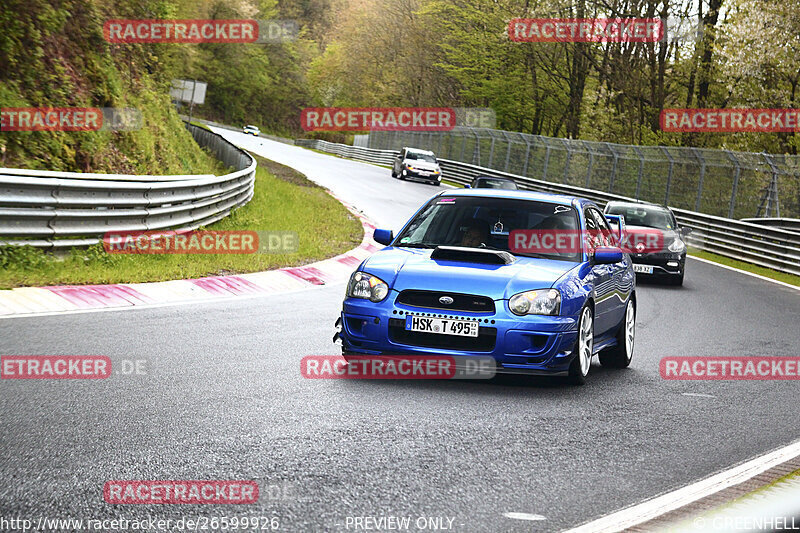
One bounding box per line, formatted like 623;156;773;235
335;189;636;384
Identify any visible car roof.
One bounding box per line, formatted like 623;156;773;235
438;187;597;208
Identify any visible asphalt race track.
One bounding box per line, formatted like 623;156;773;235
1;133;799;532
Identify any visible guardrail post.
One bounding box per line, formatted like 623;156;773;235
632;146;644;200
661;146;674;205
457;131;466;162
521;137;532;177
561;139;572;184
691;148;706;212
542;145;551;181
503;132;513;172
724;150;742;219
761;153;782;218
605;143;618;192
582;140;594;188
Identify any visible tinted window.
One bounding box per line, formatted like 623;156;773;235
395;197;581;262
606;204;674;230
405;152;436;163
475;178;517;190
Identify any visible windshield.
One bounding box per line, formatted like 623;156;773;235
395;196;581;261
405;152;436;163
607;205;674;231
477;178;517;190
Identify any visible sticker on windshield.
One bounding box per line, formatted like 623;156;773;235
399;237;411;243
554;205;571;214
437;198;456;204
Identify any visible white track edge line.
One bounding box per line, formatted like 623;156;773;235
562;438;800;533
687;255;800;292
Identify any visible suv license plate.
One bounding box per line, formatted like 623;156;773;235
633;264;654;274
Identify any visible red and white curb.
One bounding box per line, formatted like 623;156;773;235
0;202;378;319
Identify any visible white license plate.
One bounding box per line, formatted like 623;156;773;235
405;315;479;337
633;264;654;274
417;171;430;176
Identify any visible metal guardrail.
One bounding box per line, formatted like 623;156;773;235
296;138;800;276
0;123;256;248
365;128;800;220
741;218;800;233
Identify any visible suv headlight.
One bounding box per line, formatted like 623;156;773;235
346;271;389;302
509;289;561;316
668;238;685;253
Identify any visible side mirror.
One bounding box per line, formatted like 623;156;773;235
373;229;394;246
594;247;624;264
680;226;693;236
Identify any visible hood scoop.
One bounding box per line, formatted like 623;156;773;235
430;246;516;265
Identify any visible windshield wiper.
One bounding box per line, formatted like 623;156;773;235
398;242;438;248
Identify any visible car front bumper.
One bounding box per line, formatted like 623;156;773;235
630;251;686;275
338;293;580;375
402;169;441;182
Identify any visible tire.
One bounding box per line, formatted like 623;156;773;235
568;305;594;385
599;298;635;368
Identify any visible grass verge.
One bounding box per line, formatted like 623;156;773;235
689;248;800;287
0;155;363;289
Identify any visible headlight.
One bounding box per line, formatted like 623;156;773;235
668;239;685;253
406;164;415;170
346;271;389;302
509;289;561;316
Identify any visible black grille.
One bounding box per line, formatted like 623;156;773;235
388;318;496;352
396;290;496;313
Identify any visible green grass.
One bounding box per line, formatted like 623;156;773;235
689;248;800;287
0;155;363;289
